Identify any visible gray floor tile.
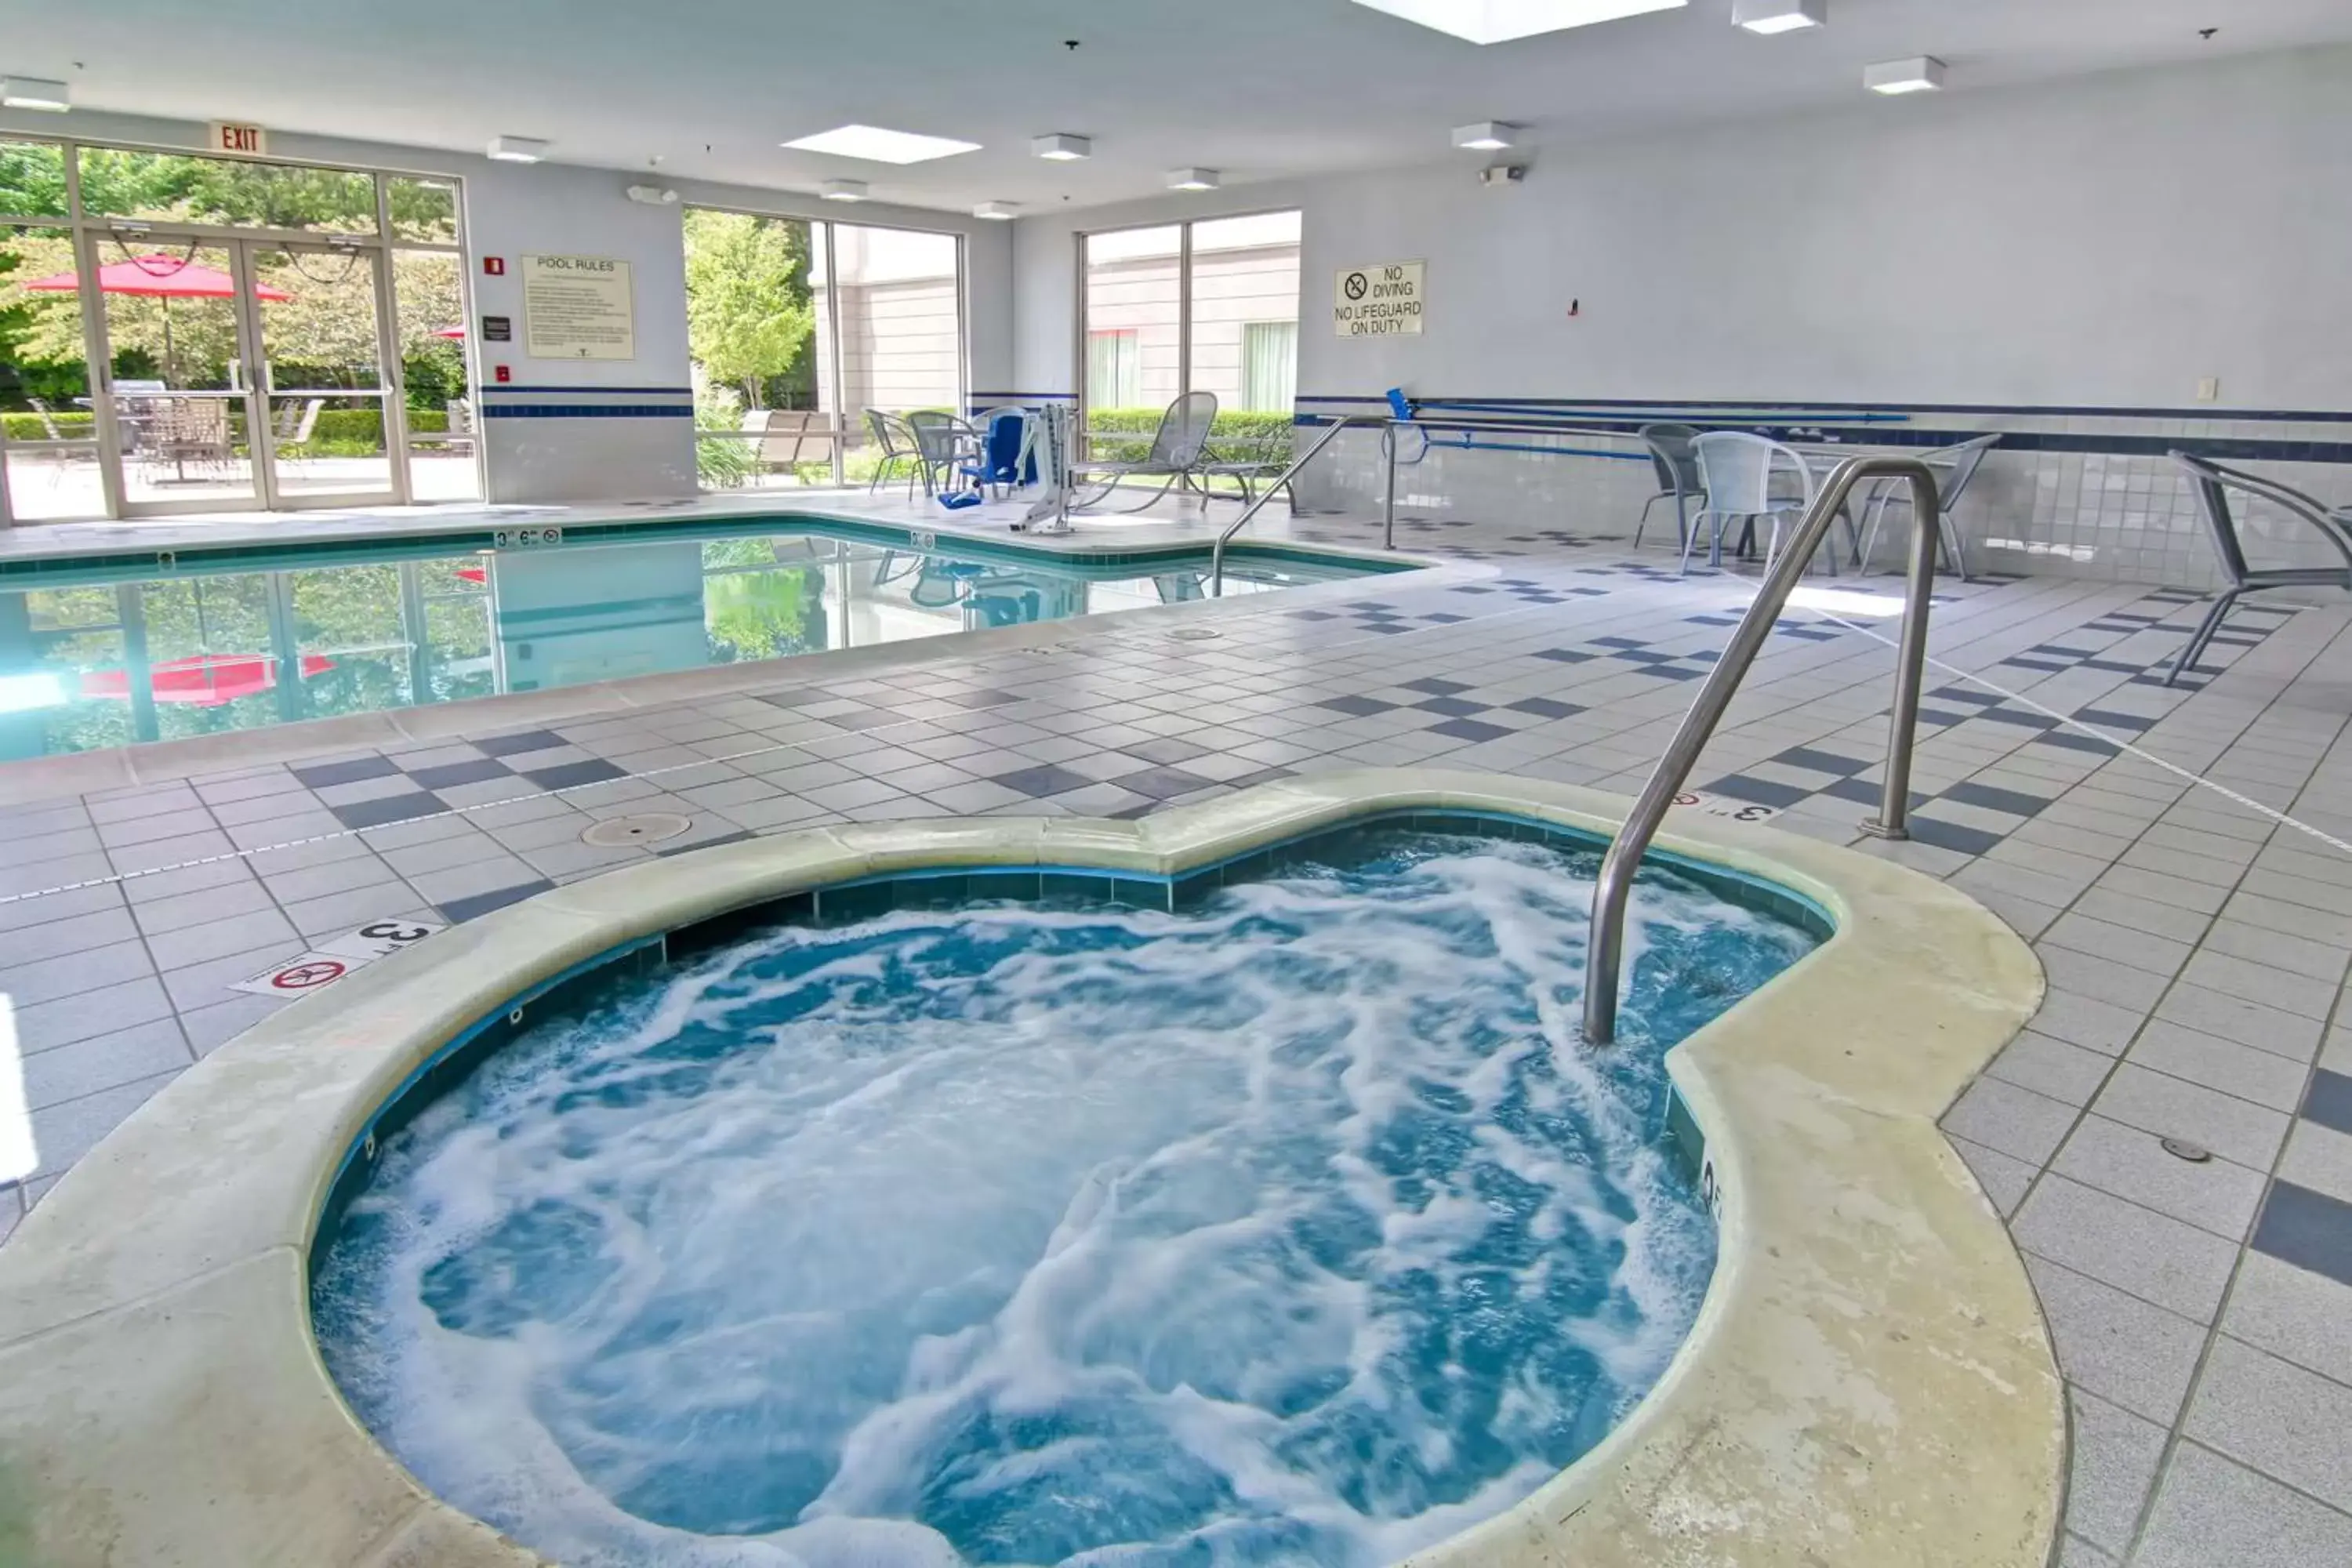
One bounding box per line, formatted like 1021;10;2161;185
2184;1337;2352;1513
262;851;401;907
26;1070;183;1178
1988;1031;2117;1106
2;906;140;967
8;976;176;1055
2276;1122;2352;1207
2053;1115;2268;1240
2179;949;2341;1022
2065;1387;2169;1555
104;827;238;875
408;856;547;906
20;1018;192;1110
2154;982;2328;1062
1942;1074;2079;1166
437;880;554;924
143;909;301;973
2029;990;2148;1055
0;938;157;1010
2129;1020;2316;1112
2024;1254;2208;1423
2136;1442;2352;1568
2092;1064;2292;1171
2224;1252;2352;1388
2015;1174;2241;1323
1947;1134;2034;1215
159;942;311;1011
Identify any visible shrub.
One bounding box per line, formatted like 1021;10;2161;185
1079;406;1294;464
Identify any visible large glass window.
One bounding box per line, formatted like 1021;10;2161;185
1080;212;1301;474
0;137;475;522
685;209;964;494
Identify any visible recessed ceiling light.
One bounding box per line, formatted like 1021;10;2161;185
1732;0;1825;34
782;124;980;165
1349;0;1684;45
1165;168;1220;192
819;179;870;202
486;136;549;162
1865;55;1946;94
1451;121;1518;151
1032;132;1092;162
974;201;1019;220
0;76;70;112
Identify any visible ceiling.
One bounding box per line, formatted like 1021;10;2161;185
5;0;2349;213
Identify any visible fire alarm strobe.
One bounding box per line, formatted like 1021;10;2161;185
482;256;506;276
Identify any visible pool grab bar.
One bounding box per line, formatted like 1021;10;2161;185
1581;455;1943;1046
1208;415;1392;592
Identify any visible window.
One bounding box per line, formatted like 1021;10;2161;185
1087;330;1140;408
1241;322;1297;413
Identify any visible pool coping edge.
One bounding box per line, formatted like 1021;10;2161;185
0;768;2062;1568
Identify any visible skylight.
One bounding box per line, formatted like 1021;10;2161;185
781;125;981;165
1349;0;1686;45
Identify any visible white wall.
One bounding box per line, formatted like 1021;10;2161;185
1014;45;2352;412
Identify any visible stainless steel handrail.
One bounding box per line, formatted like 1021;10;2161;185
1208;416;1384;591
1582;456;1942;1044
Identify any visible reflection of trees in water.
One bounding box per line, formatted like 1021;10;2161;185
706;564;826;662
14;555;492;752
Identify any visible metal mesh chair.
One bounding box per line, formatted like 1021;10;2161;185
862;408;922;496
1635;423;1705;552
1857;433;1998;578
1688;432;1820;575
2161;453;2352;686
1069;390;1219;512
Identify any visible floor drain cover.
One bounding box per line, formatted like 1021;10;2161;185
583;812;693;847
1169;627;1222;641
2160;1137;2213;1163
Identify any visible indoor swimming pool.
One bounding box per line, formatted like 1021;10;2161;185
310;822;1820;1568
0;521;1393;760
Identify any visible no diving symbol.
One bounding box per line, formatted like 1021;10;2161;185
270;959;347;992
1343;271;1369;301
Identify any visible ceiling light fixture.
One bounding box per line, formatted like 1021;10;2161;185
1451;121;1518;151
782;124;980;165
819;178;869;202
1348;0;1684;45
486;135;549;162
974;201;1019;220
1864;55;1946;94
1732;0;1825;34
1031;132;1092;162
1165;168;1220;192
0;76;70;112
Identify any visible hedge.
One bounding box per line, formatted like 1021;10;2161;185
3;407;449;446
1081;406;1294;464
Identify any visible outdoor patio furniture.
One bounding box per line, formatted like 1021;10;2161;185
905;409;980;496
1068;391;1219;513
2161;452;2352;686
1634;422;1705;553
1200;420;1299;509
142;397;234;483
746;408;835;481
445;398;475;456
1689;431;1855;576
862;408;923;496
271;397;325;469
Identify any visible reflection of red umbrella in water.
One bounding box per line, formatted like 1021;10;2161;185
79;652;335;708
20;254;294;382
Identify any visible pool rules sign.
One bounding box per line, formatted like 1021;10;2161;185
521;253;636;360
1334;260;1425;337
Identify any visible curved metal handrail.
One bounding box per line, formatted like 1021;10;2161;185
1583;456;1943;1044
1207;416;1386;591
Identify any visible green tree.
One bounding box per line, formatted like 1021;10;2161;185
683;210;814;408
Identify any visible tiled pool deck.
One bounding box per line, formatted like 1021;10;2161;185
2;491;2349;1565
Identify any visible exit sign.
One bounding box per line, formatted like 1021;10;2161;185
208;122;269;157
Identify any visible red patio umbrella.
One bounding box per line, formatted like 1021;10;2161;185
19;255;295;301
20;254;293;384
78;652;336;708
432;325;465;339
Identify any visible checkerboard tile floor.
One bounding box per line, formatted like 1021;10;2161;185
3;513;2350;1564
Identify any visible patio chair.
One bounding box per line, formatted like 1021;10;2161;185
21;397;98;493
1200;420;1300;509
143;397;234;481
445;398;476;457
1634;423;1705;553
271;398;325;469
862;408;922;496
2160;453;2352;687
1856;433;1999;579
1688;432;1838;576
905;410;980;497
1068;390;1219;513
747;409;835;482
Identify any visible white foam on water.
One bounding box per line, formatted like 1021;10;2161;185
315;836;1809;1566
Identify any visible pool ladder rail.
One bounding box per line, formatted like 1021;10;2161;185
1582;456;1944;1045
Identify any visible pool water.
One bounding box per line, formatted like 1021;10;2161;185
0;524;1381;760
312;831;1817;1567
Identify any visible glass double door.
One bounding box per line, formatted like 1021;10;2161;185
89;233;405;514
